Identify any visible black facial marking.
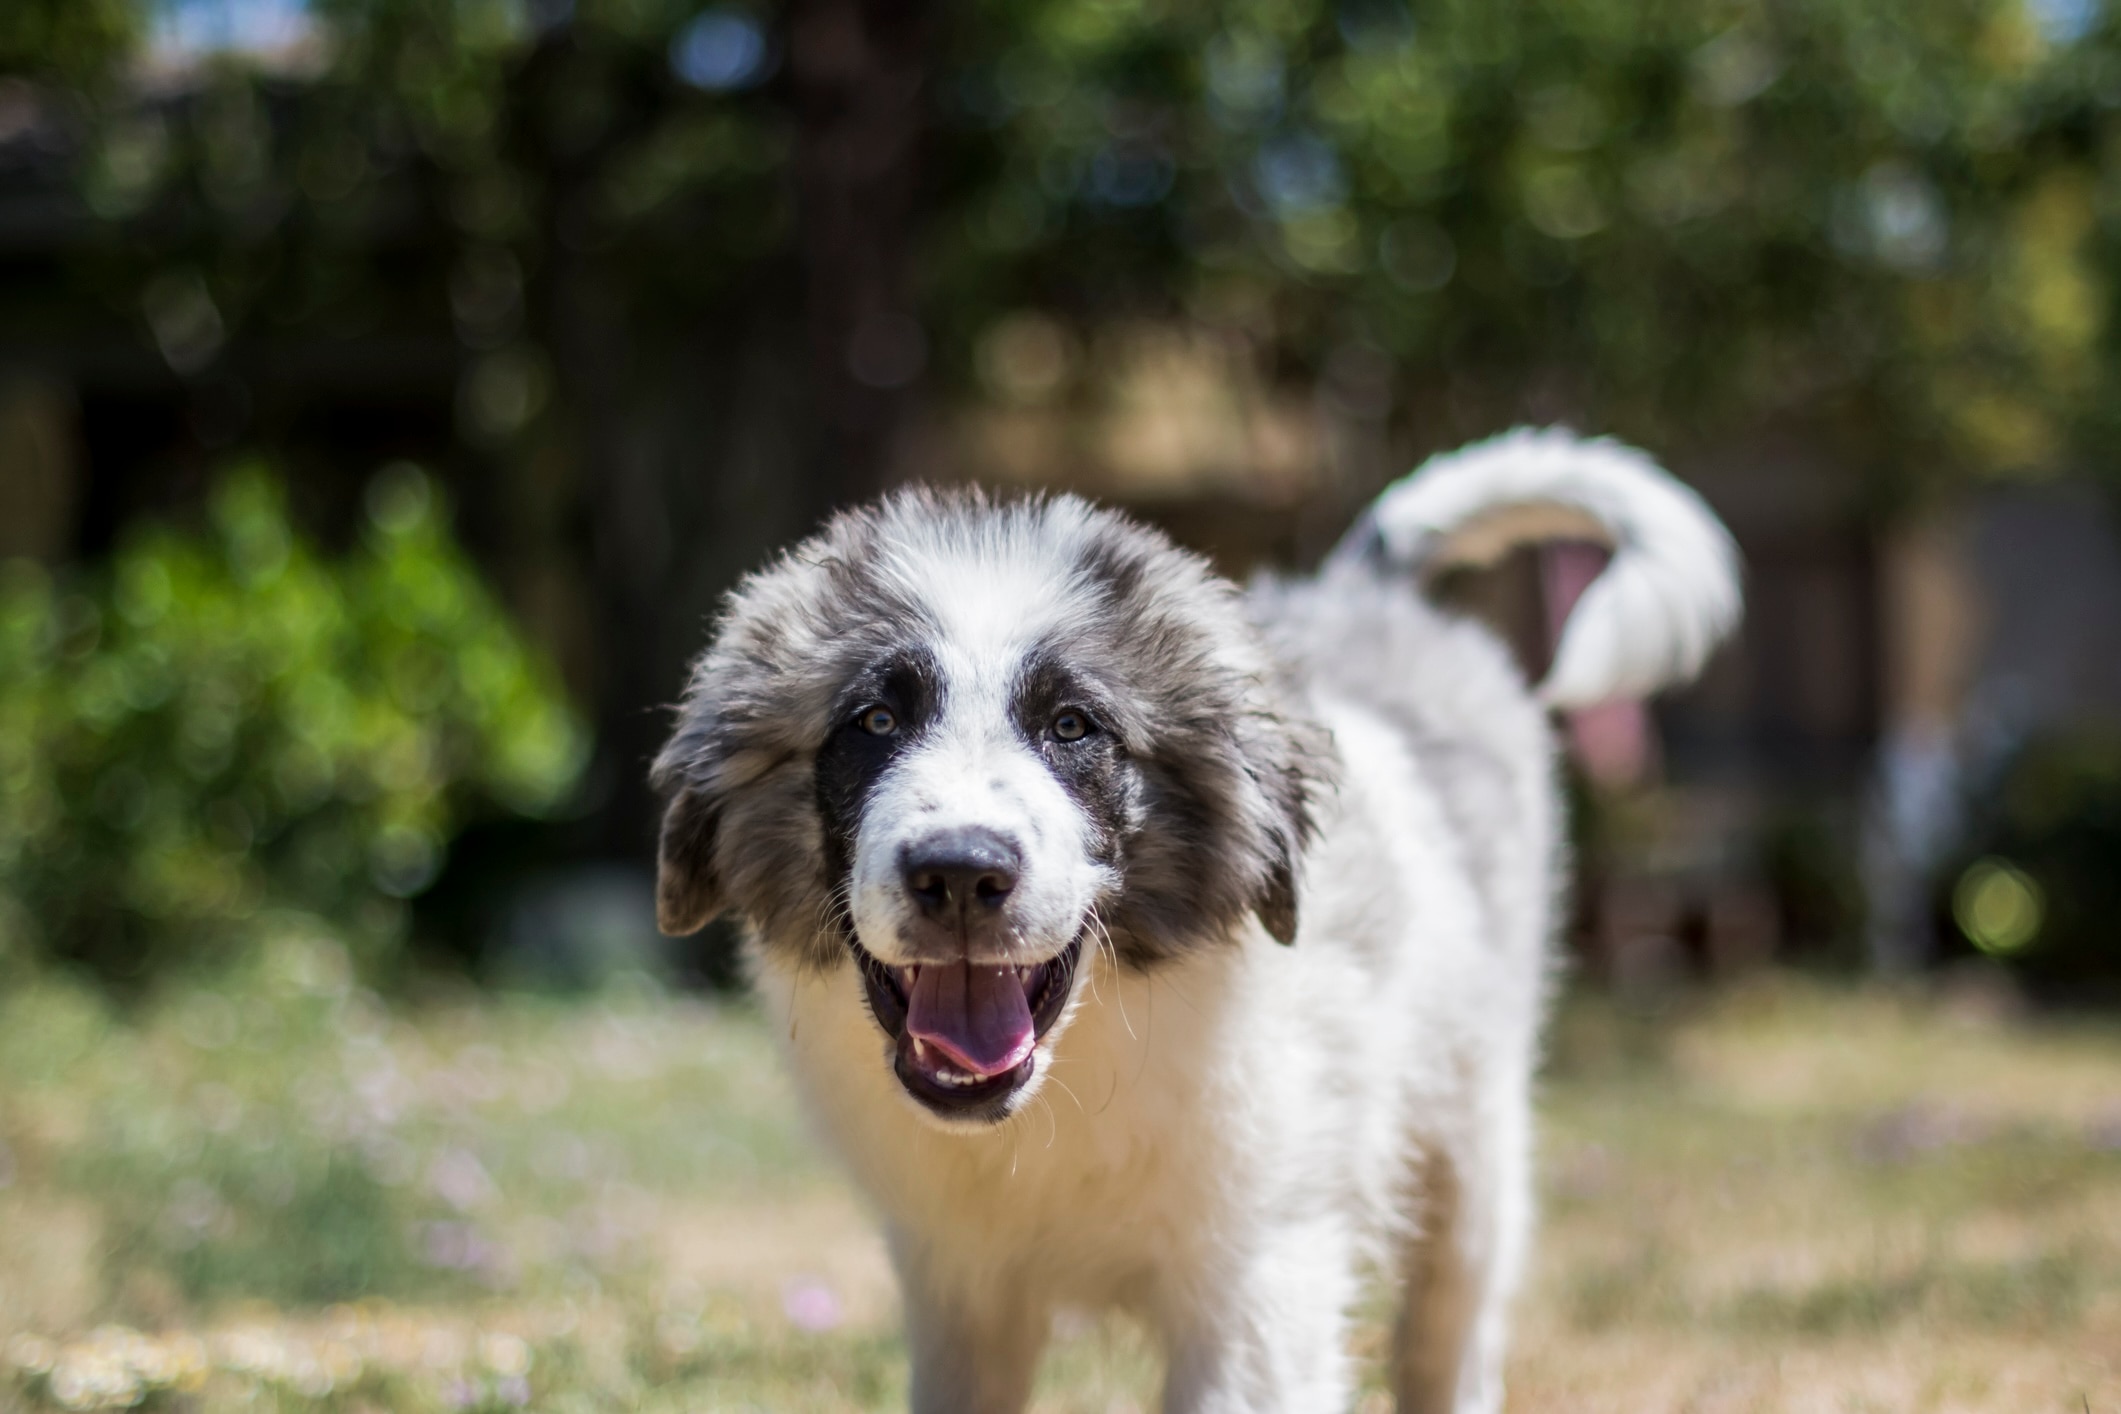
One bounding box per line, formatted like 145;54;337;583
1011;649;1133;869
652;484;1324;978
815;650;941;904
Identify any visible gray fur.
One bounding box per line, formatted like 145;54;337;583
1250;565;1559;977
650;485;1329;969
648;431;1740;1413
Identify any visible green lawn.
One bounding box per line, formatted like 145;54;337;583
3;938;2117;1412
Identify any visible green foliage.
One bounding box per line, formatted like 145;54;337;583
932;0;2121;482
0;0;138;87
32;0;2121;494
0;464;585;985
54;0;789;459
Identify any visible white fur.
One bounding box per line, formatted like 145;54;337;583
732;433;1739;1412
757;693;1522;1413
850;700;1114;975
850;499;1136;977
1346;427;1742;708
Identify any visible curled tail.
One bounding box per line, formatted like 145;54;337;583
1332;427;1742;709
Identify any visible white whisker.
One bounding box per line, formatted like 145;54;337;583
1037;1089;1059;1149
1088;906;1135;1043
1045;1070;1087;1118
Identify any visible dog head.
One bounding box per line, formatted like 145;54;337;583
651;488;1323;1126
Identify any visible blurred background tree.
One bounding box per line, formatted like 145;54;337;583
2;0;2118;988
931;0;2119;489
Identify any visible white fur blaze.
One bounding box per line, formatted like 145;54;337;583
1341;426;1743;708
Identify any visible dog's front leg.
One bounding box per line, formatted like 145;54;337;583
895;1241;1050;1414
1156;1215;1361;1414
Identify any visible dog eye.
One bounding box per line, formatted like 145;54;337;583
1051;709;1092;742
858;706;898;736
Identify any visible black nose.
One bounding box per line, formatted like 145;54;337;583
902;828;1021;922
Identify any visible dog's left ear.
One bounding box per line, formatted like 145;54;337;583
655;785;723;935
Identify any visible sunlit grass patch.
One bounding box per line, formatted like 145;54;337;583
1520;978;2121;1412
2;966;2118;1412
1721;1249;2093;1336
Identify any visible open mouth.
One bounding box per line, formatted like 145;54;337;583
851;934;1082;1119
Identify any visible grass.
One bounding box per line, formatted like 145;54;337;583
2;937;2118;1412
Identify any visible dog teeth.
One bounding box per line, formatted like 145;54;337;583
908;1039;987;1087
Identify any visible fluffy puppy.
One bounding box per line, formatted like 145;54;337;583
651;428;1740;1414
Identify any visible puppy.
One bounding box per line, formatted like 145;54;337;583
651;428;1740;1413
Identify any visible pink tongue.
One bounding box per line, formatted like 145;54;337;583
905;962;1035;1078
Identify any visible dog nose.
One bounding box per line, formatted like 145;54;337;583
902;828;1021;921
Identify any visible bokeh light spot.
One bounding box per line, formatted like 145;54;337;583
670;9;771;92
365;463;433;537
977;314;1073;403
1253;133;1346;215
1954;857;2044;956
2029;0;2098;45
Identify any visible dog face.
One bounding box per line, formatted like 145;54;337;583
652;489;1320;1126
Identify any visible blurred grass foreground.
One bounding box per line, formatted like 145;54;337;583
1;962;2117;1414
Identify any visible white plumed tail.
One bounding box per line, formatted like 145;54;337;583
1332;427;1742;709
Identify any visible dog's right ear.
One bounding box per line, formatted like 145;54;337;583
655;785;723;935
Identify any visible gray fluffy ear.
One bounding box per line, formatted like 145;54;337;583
1242;714;1319;948
1257;850;1298;946
655;787;724;936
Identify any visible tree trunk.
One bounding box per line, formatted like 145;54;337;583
789;0;934;504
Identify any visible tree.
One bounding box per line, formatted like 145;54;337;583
920;0;2121;500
